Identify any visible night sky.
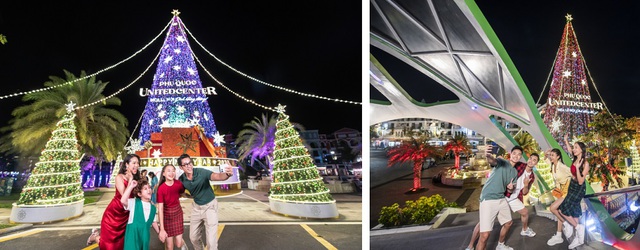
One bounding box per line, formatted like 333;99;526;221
372;1;640;119
0;2;362;139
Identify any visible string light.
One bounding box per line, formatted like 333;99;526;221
182;20;361;105
0;20;172;101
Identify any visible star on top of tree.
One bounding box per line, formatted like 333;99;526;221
65;101;76;113
565;14;573;22
213;132;225;145
172;9;181;16
551;117;564;133
275;104;286;114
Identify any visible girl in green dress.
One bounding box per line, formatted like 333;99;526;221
120;178;160;250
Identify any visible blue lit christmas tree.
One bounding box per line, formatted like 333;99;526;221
138;10;218;144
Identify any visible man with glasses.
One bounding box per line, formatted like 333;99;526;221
178;154;233;250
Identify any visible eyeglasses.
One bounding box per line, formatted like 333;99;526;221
182;161;193;166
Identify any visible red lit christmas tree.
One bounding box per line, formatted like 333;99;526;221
542;14;604;149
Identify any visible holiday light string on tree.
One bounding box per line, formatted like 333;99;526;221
629;140;640;182
17;102;84;205
269;104;334;203
541;14;606;150
136;10;219;145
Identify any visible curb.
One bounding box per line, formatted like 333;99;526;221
0;223;33;236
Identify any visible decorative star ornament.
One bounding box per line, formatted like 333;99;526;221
65;101;76;113
187;67;196;75
213;132;225;146
174;48;181;54
562;70;572;78
177;105;186;113
171;9;181;16
172;65;182;71
551;117;564;133
158;110;166;118
177;132;199;154
571;51;578;58
164;56;173;64
275;104;287;113
176;36;186;43
565;14;573;22
152;149;162;158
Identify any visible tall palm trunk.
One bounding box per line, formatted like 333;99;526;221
454;153;460;170
413;161;422;190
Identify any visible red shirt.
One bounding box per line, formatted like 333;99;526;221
157;180;185;208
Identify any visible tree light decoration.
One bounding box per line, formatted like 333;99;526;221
542;14;604;150
137;13;218;145
629;140;640;180
17;111;84;205
269;111;334;203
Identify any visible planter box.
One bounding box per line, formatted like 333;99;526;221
11;200;84;223
269;199;338;218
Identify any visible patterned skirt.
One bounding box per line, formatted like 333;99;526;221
559;178;586;218
163;204;184;237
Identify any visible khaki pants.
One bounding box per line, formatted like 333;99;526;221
189;199;219;250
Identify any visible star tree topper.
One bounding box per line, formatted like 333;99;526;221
65;101;76;113
275;104;286;114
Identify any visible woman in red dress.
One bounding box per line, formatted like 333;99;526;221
99;154;141;249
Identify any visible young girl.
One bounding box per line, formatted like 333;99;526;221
156;164;186;249
100;154;141;249
121;178;160;250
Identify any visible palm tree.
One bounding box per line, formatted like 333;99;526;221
235;113;277;174
444;134;470;170
0;70;129;161
387;136;441;191
514;131;540;157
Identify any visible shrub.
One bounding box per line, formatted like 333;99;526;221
378;194;457;227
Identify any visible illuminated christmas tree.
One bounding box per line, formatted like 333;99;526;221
269;105;334;203
629;140;640;181
18;107;83;205
542;14;604;150
138;9;218;145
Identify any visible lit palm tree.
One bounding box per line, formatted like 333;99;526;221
0;70;129;161
235;113;277;174
514;131;540;157
387;136;441;191
444;134;470;170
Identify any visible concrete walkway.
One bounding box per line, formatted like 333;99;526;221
0;188;361;230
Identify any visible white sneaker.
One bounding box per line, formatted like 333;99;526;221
496;242;513;250
568;236;582;249
520;227;536;237
576;224;585;244
547;233;563;246
562;221;573;238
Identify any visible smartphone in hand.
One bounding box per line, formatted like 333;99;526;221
490;141;500;155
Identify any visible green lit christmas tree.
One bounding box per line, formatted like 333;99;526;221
269;105;334;203
18;104;84;205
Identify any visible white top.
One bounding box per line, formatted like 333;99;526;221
124;198;157;224
507;170;531;201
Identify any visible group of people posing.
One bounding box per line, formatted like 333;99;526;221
95;153;234;250
468;134;590;250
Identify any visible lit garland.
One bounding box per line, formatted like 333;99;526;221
137;15;218;145
629;141;640;178
0;20;171;101
268;111;334;203
183;23;361;105
18;111;84;206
